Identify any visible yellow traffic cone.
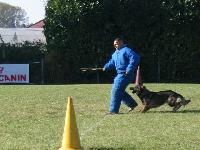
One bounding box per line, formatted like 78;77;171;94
59;97;82;150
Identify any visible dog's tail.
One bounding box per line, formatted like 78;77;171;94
181;99;191;106
178;97;191;106
169;96;191;107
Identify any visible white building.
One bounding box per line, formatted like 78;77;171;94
0;28;46;44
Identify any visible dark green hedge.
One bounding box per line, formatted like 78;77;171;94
0;42;45;83
1;0;200;84
44;0;200;83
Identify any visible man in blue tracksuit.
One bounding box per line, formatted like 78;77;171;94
103;38;140;114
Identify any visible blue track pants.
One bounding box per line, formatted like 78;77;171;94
109;74;138;113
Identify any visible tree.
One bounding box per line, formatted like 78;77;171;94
0;2;28;27
45;0;200;83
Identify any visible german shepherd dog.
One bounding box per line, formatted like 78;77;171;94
130;85;191;112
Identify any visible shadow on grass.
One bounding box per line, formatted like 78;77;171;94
103;109;200;116
147;109;200;113
88;147;136;150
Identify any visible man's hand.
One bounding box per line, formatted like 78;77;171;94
124;72;128;76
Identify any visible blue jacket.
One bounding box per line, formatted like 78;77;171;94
104;45;140;74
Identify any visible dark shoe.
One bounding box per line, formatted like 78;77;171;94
105;112;118;115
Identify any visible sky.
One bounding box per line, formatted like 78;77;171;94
0;0;47;24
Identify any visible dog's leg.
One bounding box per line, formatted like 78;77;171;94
172;104;182;112
139;107;145;112
185;100;191;105
140;105;150;113
180;98;191;106
177;95;191;106
172;97;191;112
171;97;182;112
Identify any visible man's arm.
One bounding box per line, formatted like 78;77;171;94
126;50;140;74
103;57;115;71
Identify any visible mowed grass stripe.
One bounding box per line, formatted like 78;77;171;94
0;84;199;150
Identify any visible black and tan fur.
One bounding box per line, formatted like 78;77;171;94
130;85;191;112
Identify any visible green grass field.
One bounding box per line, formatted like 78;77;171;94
0;84;200;150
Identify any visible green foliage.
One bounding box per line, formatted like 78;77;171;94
0;2;28;27
0;84;200;149
0;42;46;83
44;0;200;83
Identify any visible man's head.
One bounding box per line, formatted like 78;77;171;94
113;38;124;49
